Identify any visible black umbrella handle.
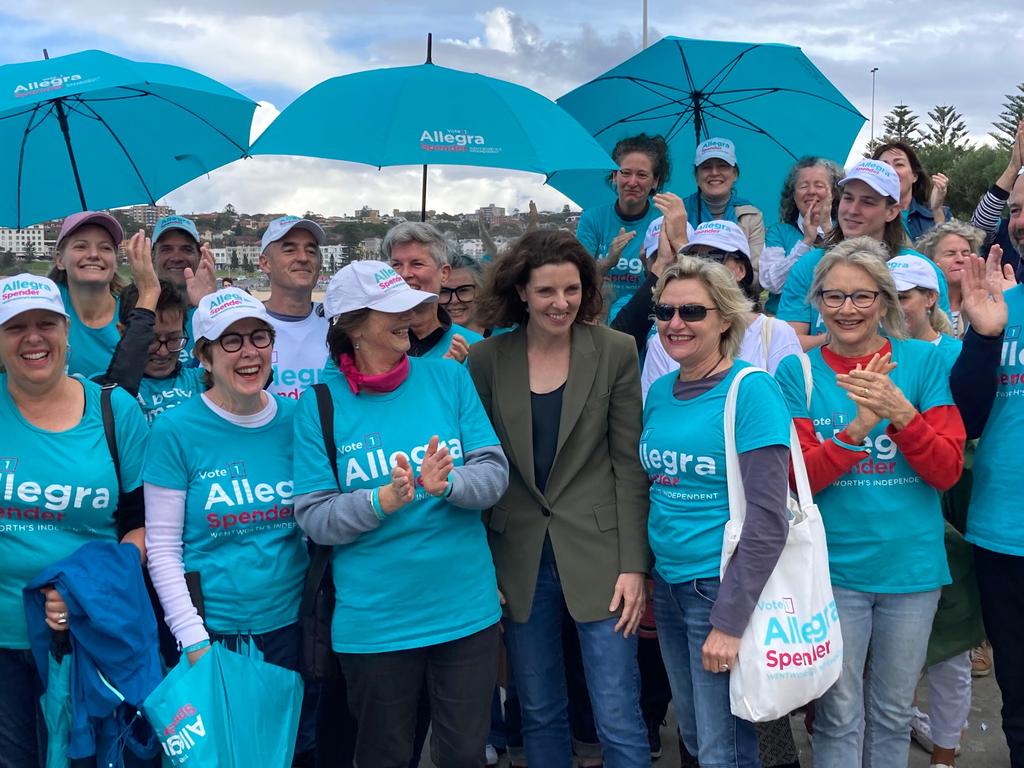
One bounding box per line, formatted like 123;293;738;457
51;627;72;662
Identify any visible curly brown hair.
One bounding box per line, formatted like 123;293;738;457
475;230;602;328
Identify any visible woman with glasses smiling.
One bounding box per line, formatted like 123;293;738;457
442;253;487;336
144;287;317;764
773;237;966;768
641;255;792;768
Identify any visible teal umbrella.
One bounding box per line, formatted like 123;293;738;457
548;36;865;216
0;49;256;228
40;638;72;768
251;36;615;219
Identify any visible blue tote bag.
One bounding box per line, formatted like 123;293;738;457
143;641;302;766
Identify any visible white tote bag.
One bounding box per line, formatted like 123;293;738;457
719;366;843;722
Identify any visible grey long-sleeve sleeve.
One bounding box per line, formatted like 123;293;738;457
710;443;791;637
294;445;509;546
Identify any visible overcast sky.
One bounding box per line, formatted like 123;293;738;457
2;0;1021;217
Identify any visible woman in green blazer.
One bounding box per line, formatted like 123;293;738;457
468;229;651;768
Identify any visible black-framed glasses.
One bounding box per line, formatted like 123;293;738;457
149;334;189;353
654;303;719;322
818;290;880;309
217;329;273;353
439;284;477;304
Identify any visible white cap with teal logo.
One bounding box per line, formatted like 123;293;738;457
192;288;270;341
261;216;326;253
324;261;437;319
152;215;200;245
682;220;751;258
694;137;737;167
839;159;901;202
0;274;68;325
887;254;939;292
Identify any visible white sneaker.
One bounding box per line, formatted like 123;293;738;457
485;744;499;766
911;707;935;753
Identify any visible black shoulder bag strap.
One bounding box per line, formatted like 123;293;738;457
299;384;338;616
101;383;121;488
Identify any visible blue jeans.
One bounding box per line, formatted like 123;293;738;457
653;574;760;768
814;586;941;768
502;538;648;768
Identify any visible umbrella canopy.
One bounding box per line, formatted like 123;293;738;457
0;49;256;228
41;644;72;768
250;57;617;217
549;36;865;217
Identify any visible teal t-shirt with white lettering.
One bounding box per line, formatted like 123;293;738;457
776;246;950;334
774;339;953;592
59;284;121;378
136;366;205;425
576;200;661;314
144;396;308;635
293;357;501;653
0;376;147;648
641;362;791;584
968;285;1024;556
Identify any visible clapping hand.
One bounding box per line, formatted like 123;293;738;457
600;227;635;275
379;454;416;513
185;243;218;306
837;352;916;430
652;192;687;250
419;435;454;497
929;173;950;212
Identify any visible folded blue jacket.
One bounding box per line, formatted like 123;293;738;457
24;541;162;762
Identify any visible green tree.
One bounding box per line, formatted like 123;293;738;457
22;241;36;260
229;253;240;272
0;251;14;271
881;103;922;145
990;83;1024;149
329;255;337;274
916;143;1007;220
922;105;970;150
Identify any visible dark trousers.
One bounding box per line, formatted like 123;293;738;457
340;624;499;768
0;648;44;768
974;545;1024;768
211;623;318;758
637;635;672;726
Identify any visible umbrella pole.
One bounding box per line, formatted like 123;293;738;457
55;100;88;212
421;165;428;222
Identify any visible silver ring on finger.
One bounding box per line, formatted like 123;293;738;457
720;663;729;671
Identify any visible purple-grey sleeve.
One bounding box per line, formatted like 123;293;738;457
709;444;790;636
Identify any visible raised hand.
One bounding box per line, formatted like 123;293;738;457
125;230;159;310
185;243;218;306
443;333;470;363
960;247;1014;337
419;435;454;496
929;173;950;213
652;192;687;250
600;227;636;274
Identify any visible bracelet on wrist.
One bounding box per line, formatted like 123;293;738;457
183;639;210;654
832;434;869;453
370;487;386;520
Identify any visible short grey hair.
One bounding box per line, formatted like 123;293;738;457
914;220;985;259
653;255;752;360
808;236;907;339
381;222;449;266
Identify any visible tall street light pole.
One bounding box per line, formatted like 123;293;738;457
642;0;648;49
871;67;879;143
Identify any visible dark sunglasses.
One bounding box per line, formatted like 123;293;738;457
653;303;719;322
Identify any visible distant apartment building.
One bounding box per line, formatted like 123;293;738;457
459;239;485;257
0;225;46;257
320;244;350;270
123;204;175;227
354;206;381;223
357;237;383;259
477;204;505;227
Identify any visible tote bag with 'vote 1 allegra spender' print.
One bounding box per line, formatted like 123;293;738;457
720;364;843;722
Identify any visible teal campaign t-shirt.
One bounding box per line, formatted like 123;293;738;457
576;200;661;313
136;366;205;425
932;333;962;374
776;246;950;335
774;339;953;592
144;396;308;635
641;362;791;584
58;284;121;378
0;376;147;648
418;322;485;361
967;285;1024;556
293;357;502;653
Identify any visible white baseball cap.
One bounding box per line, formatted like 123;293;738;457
192;288;270;341
887;254;940;292
261;216;326;253
324;261;437;319
681;220;751;259
839;159;901;202
694;137;737;167
0;274;69;326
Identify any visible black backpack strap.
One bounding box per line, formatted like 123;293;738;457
312;383;339;486
100;383;121;489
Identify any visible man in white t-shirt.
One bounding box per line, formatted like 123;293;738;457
259;216;330;399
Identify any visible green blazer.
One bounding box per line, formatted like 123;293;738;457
468;323;651;624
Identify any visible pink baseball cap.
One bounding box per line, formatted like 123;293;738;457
57;211;124;248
